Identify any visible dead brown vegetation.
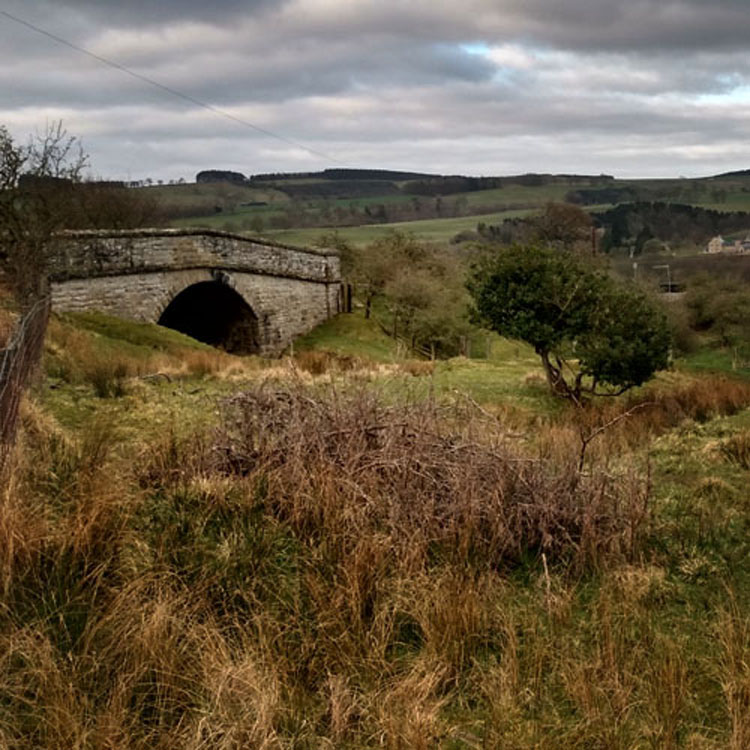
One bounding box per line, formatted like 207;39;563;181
293;349;364;375
213;386;649;571
2;374;750;747
566;375;750;469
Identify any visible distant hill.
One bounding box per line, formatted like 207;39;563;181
708;169;750;179
271;180;402;199
249;168;435;183
151;163;750;243
245;169;616;200
402;173;614;196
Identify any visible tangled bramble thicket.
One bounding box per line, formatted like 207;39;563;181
210;386;650;570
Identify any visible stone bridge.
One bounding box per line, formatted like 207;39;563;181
50;229;341;355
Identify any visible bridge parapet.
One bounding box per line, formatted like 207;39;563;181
52;228;339;284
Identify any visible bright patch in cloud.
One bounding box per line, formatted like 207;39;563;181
484;44;537;71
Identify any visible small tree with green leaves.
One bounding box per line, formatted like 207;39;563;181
468;245;671;403
348;232;430;320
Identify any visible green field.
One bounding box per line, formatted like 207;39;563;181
260;208;535;247
148;180;287;209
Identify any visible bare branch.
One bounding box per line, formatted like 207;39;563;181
578;401;655;472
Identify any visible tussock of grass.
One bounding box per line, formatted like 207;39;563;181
399;359;435;377
719;430;750;469
717;600;750;750
293;348;365;375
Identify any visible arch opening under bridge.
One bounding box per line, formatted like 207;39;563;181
158;279;260;354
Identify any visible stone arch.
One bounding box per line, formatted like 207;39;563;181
157;275;260;353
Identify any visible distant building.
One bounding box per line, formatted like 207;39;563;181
705;235;750;254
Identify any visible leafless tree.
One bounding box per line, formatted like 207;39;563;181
1;122;88;306
0;122;88;466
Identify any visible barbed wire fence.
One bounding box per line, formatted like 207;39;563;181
0;294;50;474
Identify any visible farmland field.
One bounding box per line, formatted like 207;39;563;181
262;208;537;246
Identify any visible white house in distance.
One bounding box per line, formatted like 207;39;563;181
705;235;750;254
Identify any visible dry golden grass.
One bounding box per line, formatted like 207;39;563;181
0;279;16;348
551;375;750;470
2;371;750;747
293;349;367;376
719;430;750;469
399;360;435;377
717;600;750;750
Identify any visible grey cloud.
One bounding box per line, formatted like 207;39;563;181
478;0;750;52
511;49;750;99
3;0;750;180
0;23;497;110
54;84;750;180
36;0;283;27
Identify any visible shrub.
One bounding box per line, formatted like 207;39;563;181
215;385;651;570
468;245;672;402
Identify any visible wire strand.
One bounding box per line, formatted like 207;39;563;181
0;8;346;165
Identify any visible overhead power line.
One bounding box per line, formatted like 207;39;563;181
0;8;345;165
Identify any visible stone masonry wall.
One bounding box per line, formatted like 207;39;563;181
49;229;341;355
51;229;338;283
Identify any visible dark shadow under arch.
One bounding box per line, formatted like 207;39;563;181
158;280;260;354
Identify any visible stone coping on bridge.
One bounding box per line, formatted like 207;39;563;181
52;228;341;285
57;227;339;257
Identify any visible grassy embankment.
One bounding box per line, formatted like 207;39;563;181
2;308;750;747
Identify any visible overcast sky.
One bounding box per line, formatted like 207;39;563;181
2;0;750;181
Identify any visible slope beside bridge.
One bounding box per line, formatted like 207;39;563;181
50;229;342;355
